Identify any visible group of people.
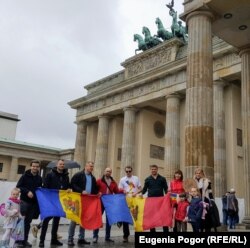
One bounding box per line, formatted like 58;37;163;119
1;160;226;247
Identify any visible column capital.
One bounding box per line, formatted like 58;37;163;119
165;93;182;100
186;10;215;24
213;79;229;88
75;119;88;125
98;115;110;120
239;47;250;57
123;106;138;112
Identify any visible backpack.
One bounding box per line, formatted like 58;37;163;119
0;203;6;216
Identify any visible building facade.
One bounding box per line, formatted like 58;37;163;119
69;0;250;226
0;111;75;181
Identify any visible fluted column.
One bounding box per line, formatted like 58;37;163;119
120;107;136;177
74;120;87;169
8;157;18;181
95;115;109;177
239;47;250;225
213;80;227;197
185;11;214;181
165;94;181;182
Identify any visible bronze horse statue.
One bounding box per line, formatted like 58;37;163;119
155;17;173;41
133;34;148;54
142;26;162;48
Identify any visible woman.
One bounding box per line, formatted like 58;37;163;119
169;170;185;232
193;168;220;232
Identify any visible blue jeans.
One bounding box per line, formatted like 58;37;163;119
68;221;85;241
93;212;111;240
222;209;228;225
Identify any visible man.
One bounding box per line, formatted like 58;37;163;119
67;161;98;247
39;159;71;247
141;164;169;232
93;167;122;243
16;160;43;247
118;166;142;242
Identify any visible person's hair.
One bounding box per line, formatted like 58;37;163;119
30;160;40;166
11;187;20;194
190;187;200;196
194;167;206;178
58;159;64;162
85;161;94;166
150;164;158;169
125;166;132;171
173;169;183;181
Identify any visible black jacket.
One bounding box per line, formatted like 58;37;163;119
16;169;43;203
71;170;98;194
44;167;70;190
142;174;168;197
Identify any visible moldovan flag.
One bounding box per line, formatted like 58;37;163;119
127;193;173;231
36;188;102;230
101;194;133;225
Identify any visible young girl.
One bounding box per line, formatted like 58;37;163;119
187;187;203;232
175;193;189;232
1;188;21;247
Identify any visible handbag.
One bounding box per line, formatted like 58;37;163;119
11;217;24;241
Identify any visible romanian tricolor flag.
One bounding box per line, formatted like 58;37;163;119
126;193;173;231
36;188;102;230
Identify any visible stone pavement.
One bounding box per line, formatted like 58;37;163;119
0;224;135;248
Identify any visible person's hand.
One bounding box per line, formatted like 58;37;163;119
27;191;34;198
66;189;72;193
82;190;88;195
132;192;137;197
97;192;102;198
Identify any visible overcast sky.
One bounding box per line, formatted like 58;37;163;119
0;0;184;149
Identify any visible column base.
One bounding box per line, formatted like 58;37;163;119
241;216;250;229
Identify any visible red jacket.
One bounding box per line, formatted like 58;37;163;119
96;176;122;194
175;200;189;221
170;179;185;194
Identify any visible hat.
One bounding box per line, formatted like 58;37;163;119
179;193;186;198
230;188;235;193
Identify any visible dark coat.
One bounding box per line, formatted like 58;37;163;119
44;167;70;190
188;197;203;223
70;170;98;194
204;198;221;229
16;169;43;218
16;169;43;203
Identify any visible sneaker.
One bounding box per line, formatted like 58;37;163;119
51;240;63;246
57;233;62;239
93;237;98;243
105;239;114;242
123;237;128;243
22;241;32;247
67;240;75;246
31;225;39;238
77;239;90;245
38;242;44;248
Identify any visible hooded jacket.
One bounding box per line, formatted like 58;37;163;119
16;169;43;203
44;167;70;190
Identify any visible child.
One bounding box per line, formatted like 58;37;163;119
187;187;203;232
0;188;22;247
175;193;189;232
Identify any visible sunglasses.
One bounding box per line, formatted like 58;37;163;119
126;170;132;173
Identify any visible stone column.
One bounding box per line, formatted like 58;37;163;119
120;107;136;177
95;115;109;177
239;47;250;226
8;157;18;181
185;11;214;181
74;120;87;169
213;80;227;197
165;94;181;182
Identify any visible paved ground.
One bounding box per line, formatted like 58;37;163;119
0;224;135;248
